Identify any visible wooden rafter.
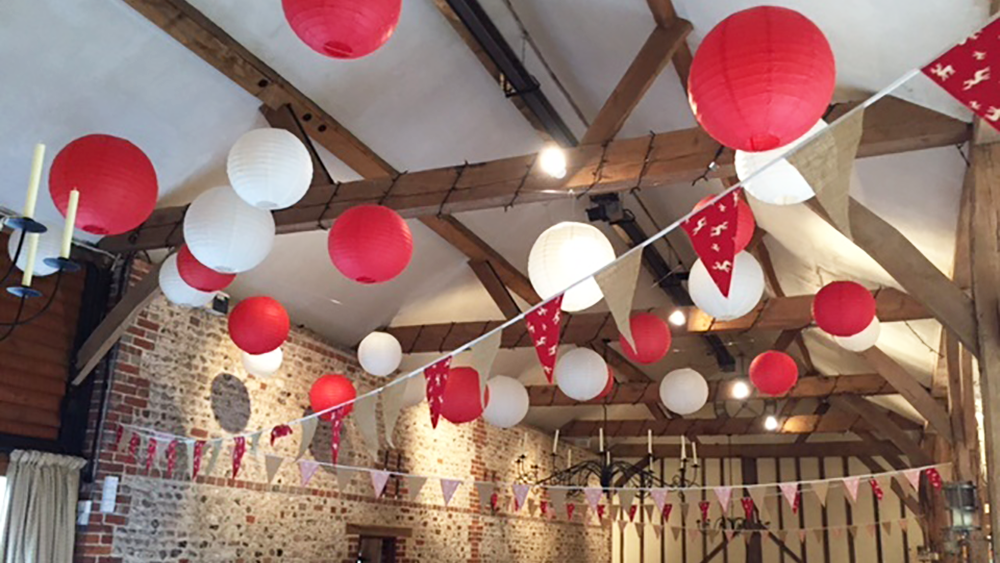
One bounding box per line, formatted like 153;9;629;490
856;455;922;516
828;395;932;466
467;260;521;320
645;0;694;89
858;346;953;440
751;235;816;372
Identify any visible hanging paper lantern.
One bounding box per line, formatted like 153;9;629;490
328;205;413;284
735;120;827;205
242;348;283;378
481;376;529;429
183;186;275;274
440;367;485;424
812;281;876;337
176;244;235;292
833;318;881;352
528;222;616;312
688;252;764;321
554;348;609;401
749;350;799;396
595;367;615;400
694;194;755;253
228;296;290;355
620;313;672;364
659;368;709;415
358;331;402;377
283;0;401;59
227;128;313;210
7;230;62;277
687;6;835;152
159;253;215;308
49;134;159;235
309;374;357;420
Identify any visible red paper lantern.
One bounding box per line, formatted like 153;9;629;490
694;194;755;253
620;313;672;364
328;205;413;284
49;134;159;235
595;367;615;400
688;6;835;152
282;0;402;59
176;245;235;292
749;351;799;396
228;296;290;354
812;281;876;337
309;374;357;420
440;367;485;424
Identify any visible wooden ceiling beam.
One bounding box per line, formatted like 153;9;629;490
611;440;900;459
645;0;694;90
467;260;521;320
100;97;970;253
828;395;932;466
859;346;953;441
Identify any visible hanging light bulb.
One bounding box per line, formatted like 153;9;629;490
668;309;686;326
731;380;751;400
539;144;567;179
764;415;780;431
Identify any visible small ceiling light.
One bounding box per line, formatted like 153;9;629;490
731;380;751;400
668;309;686;326
764;415;779;431
539;145;567;179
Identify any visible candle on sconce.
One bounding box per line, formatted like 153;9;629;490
23;144;45;219
605;450;610;465
21;233;39;288
693;441;699;465
647;429;652;456
60;189;79;259
567;449;572;466
552;429;559;454
680;435;687;461
599;427;604;452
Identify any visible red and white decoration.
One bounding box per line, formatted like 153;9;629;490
528;223;616;312
683;191;743;297
177;244;235;292
423;357;453;429
524;295;564;383
688;252;765;321
923;17;1000;131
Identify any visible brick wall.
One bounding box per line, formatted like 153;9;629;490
75;261;610;563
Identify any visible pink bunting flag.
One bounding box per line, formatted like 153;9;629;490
512;484;531;511
650;488;668;514
299;459;320;486
714;486;733;513
922;17;1000;132
165;439;178;478
869;478;884;502
698;501;710;522
524;295;564;383
681;190;742;296
926;467;944;491
628;505;638;522
192;441;205;480
779;483;799;511
584;487;603;512
232;436;246;479
799;529;808;543
843;476;861;504
271;424;293;447
114;424;124;449
370;470;391;499
424;357;453;428
653;524;663;539
903;468;922;492
899;519;909;533
145;437;158;473
866;524;877;537
741;497;755;520
617;520;628;533
725;530;735;541
329;407;347;464
661;503;673;523
440;478;461;506
566;503;576;521
831;527;844;540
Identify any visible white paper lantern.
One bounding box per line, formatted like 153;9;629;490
358;331;402;377
7;230;62;277
159;254;214;308
482;375;529;428
555;347;609;401
528;222;616;312
833;317;881;352
735;120;826;205
183;186;275;274
228;128;313;210
689;252;765;321
242;348;283;378
659;368;709;415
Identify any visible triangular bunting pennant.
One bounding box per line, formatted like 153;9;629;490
270;424;293;447
145;437;158;473
681;190;742;296
566;502;575;521
185;440;197;480
882;521;893;535
527;498;537;516
126;432;141;464
671;526;682;541
741;497;755;520
653;524;663;539
264;454;283;484
628;505;638;522
709;529;721;541
870;478;885;502
848;526;858;538
354;394;381;460
831;527;844;540
698;501;711;522
903;468;922;492
594;250;644;349
843;476;861;504
779;483;799;511
749;487;768;520
776;530;788;543
370;469;391;499
866;524;877;538
617;520;627;533
714;486;733;513
812;529;824;543
899;519;909;533
298;459;320;486
468;330;502;404
650;488;668;514
297;417;318;460
205;442;222;476
585;487;603;512
662;503;673;523
549;488;567;516
336;467;356;492
248;431;263;459
424;357;453;428
475;482;494;510
329;407;348;464
512;483;531;512
688;527;700;540
926;467;944;491
596;504;605;521
610;505;620;522
381;378;408;449
798;529;807;544
811;480;830;507
165;439;178;478
619;489;637;513
231;437;245;479
645;505;655;521
440;478;461;506
724;529;734;541
921;18;1000;132
406;475;428;500
524;295;564;383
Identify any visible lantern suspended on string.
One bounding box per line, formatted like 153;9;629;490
183;186;276;274
688;252;764;321
49;134;158;235
328;205;413;284
749;350;799;396
309;374;357;420
659;368;709;415
159;253;215;308
282;0;402;59
358;331;402;377
528;222;616;312
228;296;290;355
694;194;755;253
812;281;876;337
620;313;671;364
481;375;529;429
7;230;62;277
735;120;827;205
687;6;836;152
833;318;881;352
227;128;313;210
242;348;284;378
554;347;609;401
176;244;235;292
440;367;485;425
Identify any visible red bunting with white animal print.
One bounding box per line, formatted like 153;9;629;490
524;294;565;383
923;17;1000;131
682;190;742;296
424;356;453;428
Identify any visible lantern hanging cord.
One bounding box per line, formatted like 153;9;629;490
577;143;609;199
692;145;726;186
315;182;342;230
376;172;406;207
437;163;468;217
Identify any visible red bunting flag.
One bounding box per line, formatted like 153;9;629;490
424;356;453;428
491;492;500;511
271;424;293;446
127;432;140;464
870;478;884;501
922;18;1000;131
628;505;638;522
661;503;672;523
540;500;548;516
681;190;742;296
165;439;178;478
699;501;711;522
597;504;606;520
741;497;755;520
330;407;348;464
232;436;246;479
145;437;158;473
114;424;124;449
566;502;575;521
192;441;205;480
926;467;944;491
524;295;564;383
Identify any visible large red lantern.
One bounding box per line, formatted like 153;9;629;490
749;351;798;396
688;6;836;152
282;0;402;59
620;313;672;364
309;374;357;420
440;367;485;425
49;134;158;235
694;194;755;253
228;296;290;354
176;245;235;292
812;281;876;337
328;205;413;284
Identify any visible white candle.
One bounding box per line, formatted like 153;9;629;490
647;429;653;456
552;429;560;454
522;432;526;450
681;435;687;460
693;441;699;465
60;189;79;259
599;427;604;452
21;233;39;287
605;451;610;465
23;144;45;219
568;449;572;466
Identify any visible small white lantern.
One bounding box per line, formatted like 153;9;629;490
833;318;881;352
555;347;609;401
482;375;529;428
659;368;709;415
242;348;283;378
688;251;765;321
159;254;214;308
7;230;62;277
528;222;616;312
358;331;402;377
228;128;313;210
183;186;275;274
735;120;826;205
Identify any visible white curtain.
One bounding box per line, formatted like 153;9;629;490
0;450;86;563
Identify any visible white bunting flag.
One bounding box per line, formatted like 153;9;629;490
843;476;861;504
264;454;283;484
585;487;603;512
298;459;320;486
354;394;381;460
714;486;733;513
440;479;462;506
406;475;428;500
370;469;391;498
297;417;318;460
381;379;408;449
468;330;502;404
512;483;531;512
594;250;644;349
